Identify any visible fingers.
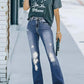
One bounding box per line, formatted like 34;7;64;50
56;33;62;42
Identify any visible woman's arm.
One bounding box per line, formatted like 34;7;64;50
54;8;60;33
23;0;30;10
54;8;62;42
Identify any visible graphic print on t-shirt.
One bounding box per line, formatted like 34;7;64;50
28;0;62;26
31;0;46;13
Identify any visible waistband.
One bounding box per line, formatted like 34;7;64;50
29;16;46;22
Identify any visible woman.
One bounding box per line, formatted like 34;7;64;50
23;0;64;84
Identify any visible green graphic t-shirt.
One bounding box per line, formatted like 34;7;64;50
27;0;62;27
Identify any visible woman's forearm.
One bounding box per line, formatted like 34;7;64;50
23;0;30;10
54;8;60;32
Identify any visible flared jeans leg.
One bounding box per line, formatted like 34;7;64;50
27;30;43;84
38;23;64;84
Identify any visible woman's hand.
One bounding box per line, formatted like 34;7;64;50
56;32;62;43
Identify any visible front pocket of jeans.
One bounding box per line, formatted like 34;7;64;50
43;22;51;27
43;22;48;25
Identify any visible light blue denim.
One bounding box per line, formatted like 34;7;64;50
27;17;64;84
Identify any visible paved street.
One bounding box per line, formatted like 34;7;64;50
8;0;84;84
61;0;84;56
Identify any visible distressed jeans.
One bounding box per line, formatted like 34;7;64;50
27;17;64;84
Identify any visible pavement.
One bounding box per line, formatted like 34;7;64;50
7;0;84;84
60;0;84;56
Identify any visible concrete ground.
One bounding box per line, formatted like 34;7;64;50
7;0;84;84
61;0;84;56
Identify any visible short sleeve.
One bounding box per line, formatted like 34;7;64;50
53;0;62;9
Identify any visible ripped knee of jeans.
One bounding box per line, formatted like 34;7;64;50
33;51;39;71
49;43;52;46
31;45;34;48
49;52;55;62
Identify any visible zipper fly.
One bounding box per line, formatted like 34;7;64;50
36;19;39;33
